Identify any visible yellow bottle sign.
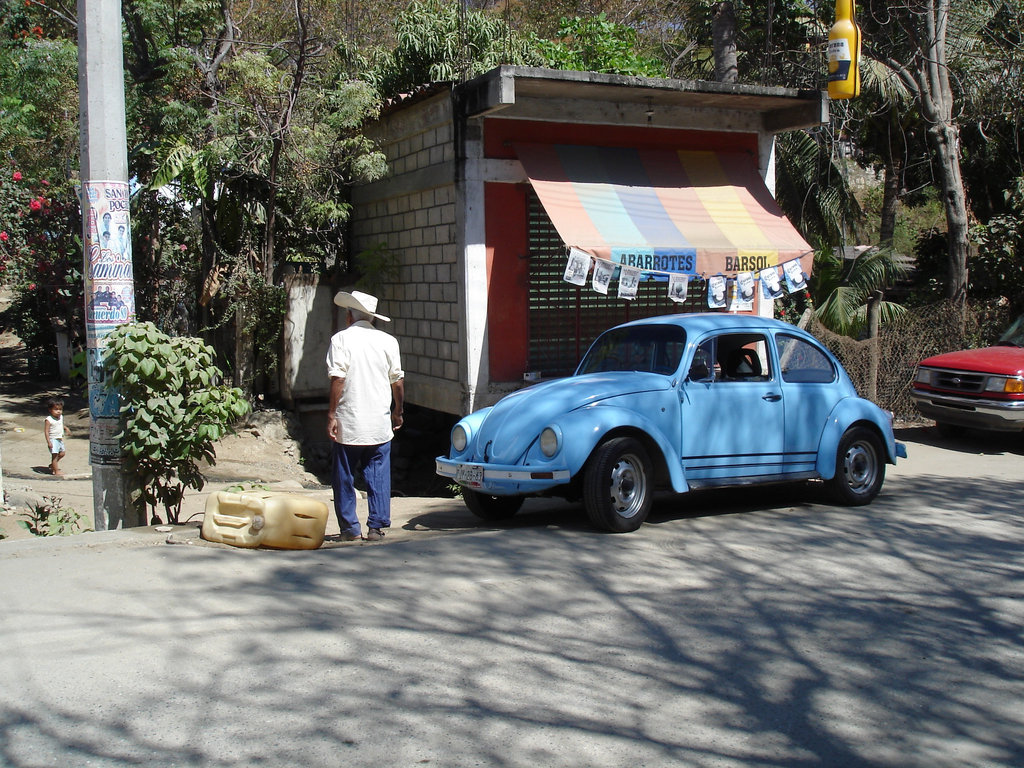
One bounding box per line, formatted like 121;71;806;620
828;0;861;99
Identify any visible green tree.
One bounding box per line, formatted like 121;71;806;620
809;246;908;337
970;177;1024;314
368;0;545;97
0;169;83;356
535;13;667;76
0;17;79;177
775;129;862;253
666;0;824;85
0;21;83;358
858;0;991;304
122;0;387;387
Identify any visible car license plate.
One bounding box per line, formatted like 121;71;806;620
456;464;483;484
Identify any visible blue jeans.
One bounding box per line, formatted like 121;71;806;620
331;441;392;537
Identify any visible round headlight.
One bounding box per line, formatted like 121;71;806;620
451;424;468;453
540;427;559;457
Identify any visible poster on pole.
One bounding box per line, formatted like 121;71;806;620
82;180;135;464
84;181;135;340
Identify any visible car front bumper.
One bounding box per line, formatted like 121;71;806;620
910;389;1024;432
435;457;572;495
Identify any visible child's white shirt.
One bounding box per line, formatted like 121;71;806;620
45;414;64;440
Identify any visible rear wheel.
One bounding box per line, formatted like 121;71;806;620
583;437;652;532
827;426;885;506
462;489;523;520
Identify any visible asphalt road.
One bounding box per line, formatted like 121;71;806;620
1;426;1022;768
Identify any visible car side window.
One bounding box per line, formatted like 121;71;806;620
777;334;836;383
715;334;771;381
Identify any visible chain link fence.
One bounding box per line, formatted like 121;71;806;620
805;301;1015;421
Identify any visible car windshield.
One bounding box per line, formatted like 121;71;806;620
576;325;687;375
997;314;1024;347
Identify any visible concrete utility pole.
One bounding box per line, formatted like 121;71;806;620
77;0;140;529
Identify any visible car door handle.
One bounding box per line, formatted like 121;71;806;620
762;393;782;402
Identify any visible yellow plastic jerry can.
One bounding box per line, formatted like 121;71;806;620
201;491;329;550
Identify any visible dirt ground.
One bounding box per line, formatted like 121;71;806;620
0;316;456;543
0;333;314;538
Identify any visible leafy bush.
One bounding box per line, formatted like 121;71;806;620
103;322;251;524
907;228;950;305
971;178;1024;315
0;168;83;353
367;0;545;97
19;495;90;536
535;14;667;77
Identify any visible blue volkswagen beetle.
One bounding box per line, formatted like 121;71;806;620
436;313;906;532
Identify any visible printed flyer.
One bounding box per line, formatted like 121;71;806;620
82;180;136;465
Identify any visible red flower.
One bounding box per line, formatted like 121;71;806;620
12;171;21;181
0;231;8;242
28;283;36;290
29;199;42;211
41;179;49;186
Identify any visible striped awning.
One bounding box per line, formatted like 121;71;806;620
514;143;813;278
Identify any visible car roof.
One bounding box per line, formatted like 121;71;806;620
618;312;804;337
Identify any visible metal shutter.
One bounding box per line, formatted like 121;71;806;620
527;192;703;378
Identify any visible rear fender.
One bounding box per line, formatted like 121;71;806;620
815;399;900;480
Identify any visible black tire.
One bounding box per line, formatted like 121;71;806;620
583;437;652;532
935;421;966;439
827;426;885;506
462;489;523;520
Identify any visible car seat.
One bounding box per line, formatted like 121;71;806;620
726;348;762;379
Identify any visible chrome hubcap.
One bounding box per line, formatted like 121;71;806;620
843;441;877;493
609;454;647;518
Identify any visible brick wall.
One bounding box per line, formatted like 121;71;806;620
351;93;464;415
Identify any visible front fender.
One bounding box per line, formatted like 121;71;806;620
815;398;900;480
543;404;688;493
446;407;493;460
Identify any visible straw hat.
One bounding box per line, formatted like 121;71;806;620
333;290;390;322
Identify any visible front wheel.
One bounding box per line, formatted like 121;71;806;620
462;489;523;520
827;426;885;506
583;437;652;532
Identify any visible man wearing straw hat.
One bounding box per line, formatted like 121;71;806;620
326;290;404;542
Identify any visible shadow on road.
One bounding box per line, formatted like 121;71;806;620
896;424;1024;456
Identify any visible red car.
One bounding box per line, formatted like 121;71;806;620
911;314;1024;435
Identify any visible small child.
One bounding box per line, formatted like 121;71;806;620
43;397;71;476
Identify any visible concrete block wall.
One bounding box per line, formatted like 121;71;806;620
351;92;464;415
280;273;334;405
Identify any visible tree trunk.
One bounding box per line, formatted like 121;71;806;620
879;165;900;248
930;122;970;304
712;2;738;83
877;0;969;304
878;110;903;248
866;290;882;402
265;138;281;283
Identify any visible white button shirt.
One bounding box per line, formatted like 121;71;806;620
326;321;404;445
